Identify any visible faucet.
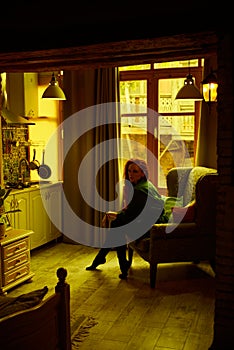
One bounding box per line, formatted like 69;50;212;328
18;158;30;183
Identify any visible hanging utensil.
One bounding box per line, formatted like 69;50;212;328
38;149;52;179
29;149;40;170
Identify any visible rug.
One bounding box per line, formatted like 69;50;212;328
71;314;98;349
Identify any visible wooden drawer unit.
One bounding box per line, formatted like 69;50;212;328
3;263;30;286
2;237;30;260
0;229;34;294
3;251;30;272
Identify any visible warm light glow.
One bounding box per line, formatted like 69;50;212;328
201;71;218;103
202;82;218;102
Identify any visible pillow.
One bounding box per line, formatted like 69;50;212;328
163;196;183;222
0;286;48;318
172;200;196;223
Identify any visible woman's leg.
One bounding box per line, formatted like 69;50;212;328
86;247;111;270
116;245;131;279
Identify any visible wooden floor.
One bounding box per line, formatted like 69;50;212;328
8;240;215;350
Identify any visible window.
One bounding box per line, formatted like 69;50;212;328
119;60;203;193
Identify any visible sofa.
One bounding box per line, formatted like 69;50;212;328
128;166;218;288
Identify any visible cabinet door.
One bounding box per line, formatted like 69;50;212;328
41;184;62;242
29;189;47;249
4;192;30;230
13;192;30;230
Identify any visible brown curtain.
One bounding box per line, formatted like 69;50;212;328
195;56;218;169
62;68;121;246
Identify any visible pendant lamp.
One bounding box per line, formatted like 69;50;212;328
42;73;66;100
201;71;218;103
175;73;203;101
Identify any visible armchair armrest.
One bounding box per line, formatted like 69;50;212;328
150;222;198;240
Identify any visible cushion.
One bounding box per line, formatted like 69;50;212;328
172;200;196;223
0;286;48;318
163;196;183;222
183;167;217;205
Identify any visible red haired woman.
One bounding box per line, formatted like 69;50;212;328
86;158;166;279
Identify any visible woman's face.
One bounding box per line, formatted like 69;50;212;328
128;163;145;184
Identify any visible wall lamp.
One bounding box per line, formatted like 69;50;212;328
201;70;218;103
42;72;66;100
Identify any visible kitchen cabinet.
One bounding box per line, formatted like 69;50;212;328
0;228;34;294
29;183;62;249
4;183;62;250
28;184;62;250
4;191;30;230
29;189;47;249
40;184;63;244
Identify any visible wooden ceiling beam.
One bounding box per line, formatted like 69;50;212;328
0;31;217;72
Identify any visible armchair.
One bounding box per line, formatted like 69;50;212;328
128;166;218;288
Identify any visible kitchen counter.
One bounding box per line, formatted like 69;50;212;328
7;181;63;194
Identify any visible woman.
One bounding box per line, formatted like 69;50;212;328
86;158;166;279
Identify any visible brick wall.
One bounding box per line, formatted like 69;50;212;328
210;32;234;349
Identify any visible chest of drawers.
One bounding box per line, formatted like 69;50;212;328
0;229;34;294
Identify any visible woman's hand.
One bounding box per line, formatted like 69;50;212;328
102;211;117;227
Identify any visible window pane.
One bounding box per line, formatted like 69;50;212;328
120;115;147;168
154;59;199;69
158;115;194;187
120;80;147;114
119;64;150;71
158;78;195;113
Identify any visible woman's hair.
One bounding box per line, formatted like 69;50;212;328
123;158;149;181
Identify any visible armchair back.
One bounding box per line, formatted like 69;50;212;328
167;166;217;205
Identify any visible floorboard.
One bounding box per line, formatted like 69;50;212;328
7;240;215;350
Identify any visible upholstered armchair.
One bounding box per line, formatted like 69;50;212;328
128;166;218;288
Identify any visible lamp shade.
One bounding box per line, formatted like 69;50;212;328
175;74;203;101
202;72;218;102
42;73;66;100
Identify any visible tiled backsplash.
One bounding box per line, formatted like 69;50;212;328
2;126;30;185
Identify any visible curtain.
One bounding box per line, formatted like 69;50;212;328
195;56;217;169
61;68;121;246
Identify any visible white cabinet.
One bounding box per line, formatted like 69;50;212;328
4;191;30;230
40;184;62;243
29;183;62;250
29;189;47;249
4;183;62;250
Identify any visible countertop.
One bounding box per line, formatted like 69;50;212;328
7;181;63;194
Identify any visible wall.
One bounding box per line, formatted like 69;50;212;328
210;32;234;350
1;73;61;184
28;82;61;182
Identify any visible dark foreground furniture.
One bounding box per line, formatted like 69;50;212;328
0;267;71;350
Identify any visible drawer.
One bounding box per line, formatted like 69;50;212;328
3;263;30;286
3;251;30;272
2;237;30;259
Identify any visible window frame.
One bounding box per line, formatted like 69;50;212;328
119;61;204;192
